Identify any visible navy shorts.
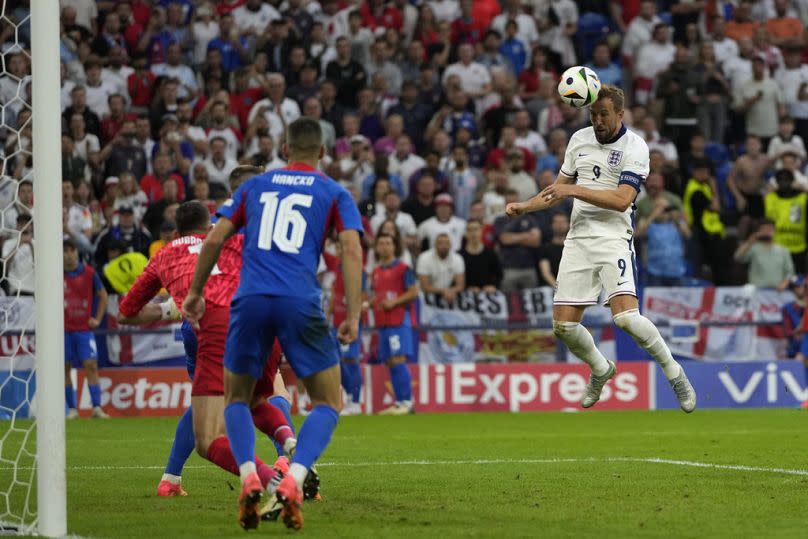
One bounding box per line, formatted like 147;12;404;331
377;325;413;362
225;295;339;380
64;331;98;367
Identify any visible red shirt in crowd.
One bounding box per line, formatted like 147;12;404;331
359;3;403;32
140;173;185;203
231;87;266;131
101;112;138;145
127;70;156;108
485;147;536;173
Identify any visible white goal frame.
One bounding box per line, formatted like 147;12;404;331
31;0;66;536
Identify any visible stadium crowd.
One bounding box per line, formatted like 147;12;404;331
1;0;808;297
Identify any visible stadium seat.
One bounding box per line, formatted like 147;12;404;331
704;143;730;168
714;161;735;211
658;12;673;26
576;12;610;61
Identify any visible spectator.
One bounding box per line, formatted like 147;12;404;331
63;179;93;256
127;56;157;112
207;101;243;160
734;219;794;288
248;74;302;145
140;152;185;203
151;43;199;101
486;126;536;173
656;46;701;157
513;109;547;158
416;232;466;304
621;0;661;67
417;193;467;251
201;137;239;193
499;20;528;76
94;206;151;268
100;94;136;146
725;0;760;42
337;135;374;192
387;82;433;153
206;13;250;72
366;218;415;273
83;59;117;119
326;36;367;110
442;43;492;100
734;54;785;148
537;213;569;288
191;177;217;215
402;173;438;226
374;115;406;156
446;145;482;220
683;158;732;285
112;172;149;226
723;37;755;94
148;220;177;258
302;97;336;153
452;0;486;46
289;63;321;110
460;219;502;292
154;115;193;177
776;47;808;143
782;275;806;358
233;0;280;37
476;29;509;71
493;190;541;291
775;152;808;190
505;149;537;203
388;135;426;197
69;113;101;182
409;151;450;194
360;177;392;219
491;0;539;47
371;190;418;251
586;42;622;88
634;23;675;105
636;196;691;286
62;135;88;185
728;135;770;227
518;48;555;115
765;0;805;48
2;180;33;235
636;172;683;221
74;180;106;237
191;4;219;68
765;169;808;272
694;41;731;144
2;214;35;295
768;116;807;167
640;116;679;166
367;40;403;96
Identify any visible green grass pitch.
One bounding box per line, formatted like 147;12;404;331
10;409;808;537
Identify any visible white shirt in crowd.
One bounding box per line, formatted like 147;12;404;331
767;134;807;162
201;156;239;190
645;130;679;163
490;13;539;46
233;3;281;35
67;203;92;241
442;61;492;96
723;55;753;92
206;126;241;161
428;0;460;22
1;236;34;294
776;63;808;120
84;81;117;118
388;153;425;196
416;248;465;290
191;20;220;65
61;0;98;31
151;63;199;100
417;215;467;251
248;98;302;145
634;41;675;82
369;210;417;238
734;77;783;138
101;66;134;102
621;14;661;60
515;131;547;157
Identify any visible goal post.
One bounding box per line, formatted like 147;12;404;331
31;0;67;536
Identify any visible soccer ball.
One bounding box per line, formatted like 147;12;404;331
557;66;601;108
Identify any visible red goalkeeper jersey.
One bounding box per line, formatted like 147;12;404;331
119;233;243;318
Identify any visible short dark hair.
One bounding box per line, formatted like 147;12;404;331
228;164;264;192
175;201;211;235
286;117;322;156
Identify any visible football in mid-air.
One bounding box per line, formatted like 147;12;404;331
557;66;601;108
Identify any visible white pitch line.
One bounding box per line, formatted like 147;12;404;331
1;457;806;477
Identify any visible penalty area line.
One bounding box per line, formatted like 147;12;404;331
7;457;805;477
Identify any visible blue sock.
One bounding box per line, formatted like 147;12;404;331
165;407;195;476
291;405;338;469
343;362;362;403
389;363;412;402
268;395;294;456
65;386;76;410
223;402;255;467
89;384;101;407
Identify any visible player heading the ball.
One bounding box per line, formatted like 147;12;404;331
184;117;364;531
506;85;696;413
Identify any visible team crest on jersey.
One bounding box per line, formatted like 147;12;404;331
607;150;623;168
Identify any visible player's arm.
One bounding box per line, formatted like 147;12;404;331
540;182;637;212
338;229;363;342
505;172;575;216
117;259;165;322
119;298;182;325
184;217;236;323
89;272;108;329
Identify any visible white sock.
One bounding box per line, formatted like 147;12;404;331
613;309;681;380
239;461;257;483
288;463;308;490
553;321;611;376
161;473;181;484
283;437;297;456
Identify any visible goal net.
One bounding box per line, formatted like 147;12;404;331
0;1;66;535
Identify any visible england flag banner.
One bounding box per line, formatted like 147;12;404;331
642;287;791;361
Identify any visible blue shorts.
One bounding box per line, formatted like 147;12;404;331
799;334;808;358
377;325;413;362
332;328;361;361
225;295;339;380
64;331;98;367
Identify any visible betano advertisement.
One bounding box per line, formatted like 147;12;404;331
73;361;808;417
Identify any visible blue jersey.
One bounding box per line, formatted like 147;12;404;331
217;163;363;302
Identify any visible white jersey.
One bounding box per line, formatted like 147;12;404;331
560;125;649;242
